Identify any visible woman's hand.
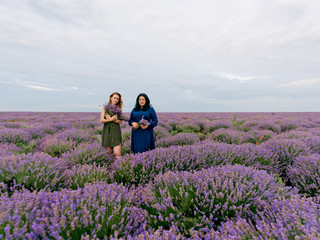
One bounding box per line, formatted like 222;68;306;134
140;123;149;130
111;115;117;121
132;122;139;129
105;114;117;122
105;113;111;120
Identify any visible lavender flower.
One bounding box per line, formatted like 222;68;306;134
112;141;278;185
252;196;320;239
156;133;200;148
38;136;76;157
0;128;32;146
138;116;149;127
104;103;122;117
103;103;129;122
261;138;312;179
64;163;112;189
301;136;320;154
0;152;66;192
140;164;295;234
0;142;22;156
0;183;147;239
61;142;114;167
1;111;320;239
287;154;320;197
54;128;96;144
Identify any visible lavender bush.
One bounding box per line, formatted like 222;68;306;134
275;130;314;140
262;139;311;180
1;111;320;239
255;121;281;133
112;141;278;186
279;120;298;132
156;133;200;148
208;128;244;144
0;183;146;239
52;122;73;131
61;142;113;167
54;128;96;144
64;163;111;189
0;153;66;193
0;128;32;146
188;195;320;240
251;195;320;239
245;129;274;145
204;121;233;133
40;124;56;135
0;142;22;156
153;126;170;141
2;122;23;129
287;154;320;197
39;137;76;157
140;165;295;235
76;120;99;129
301;136;320;154
22;127;46;140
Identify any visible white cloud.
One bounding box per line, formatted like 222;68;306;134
0;80;80;92
54;104;101;109
23;84;59;91
278;79;320;87
218;72;258;82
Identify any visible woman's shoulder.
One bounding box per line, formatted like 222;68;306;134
149;106;156;112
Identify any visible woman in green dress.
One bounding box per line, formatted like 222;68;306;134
100;92;123;158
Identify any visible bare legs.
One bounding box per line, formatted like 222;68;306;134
113;144;121;159
106;144;121;159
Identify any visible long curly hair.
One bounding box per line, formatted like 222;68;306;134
108;92;123;109
134;93;151;111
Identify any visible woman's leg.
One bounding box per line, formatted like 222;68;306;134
113;144;121;158
106;147;113;155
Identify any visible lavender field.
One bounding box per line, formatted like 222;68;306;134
1;111;320;239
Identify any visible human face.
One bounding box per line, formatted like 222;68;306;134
139;96;146;107
110;94;120;105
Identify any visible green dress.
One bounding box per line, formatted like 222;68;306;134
102;121;122;147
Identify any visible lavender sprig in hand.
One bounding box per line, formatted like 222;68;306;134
133;116;149;130
104;103;122;117
138;117;149;127
103;103;128;121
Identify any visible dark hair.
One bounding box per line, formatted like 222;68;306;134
135;93;151;111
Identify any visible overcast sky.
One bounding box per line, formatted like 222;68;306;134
1;0;319;112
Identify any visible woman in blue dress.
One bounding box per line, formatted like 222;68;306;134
129;93;158;154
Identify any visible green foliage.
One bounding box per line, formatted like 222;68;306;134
122;132;131;142
67;164;111;190
43;140;75;157
112;161;133;186
0;156;65;193
17;140;37;154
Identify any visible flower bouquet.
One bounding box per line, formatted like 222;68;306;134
138;116;149;127
104;103;129;121
133;116;149;130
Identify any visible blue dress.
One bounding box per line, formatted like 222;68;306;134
129;107;158;153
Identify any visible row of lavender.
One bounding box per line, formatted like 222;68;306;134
0;112;320;239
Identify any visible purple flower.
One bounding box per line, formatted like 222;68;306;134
140;164;295;234
0;183;147;239
138;116;149;127
156;133;200;148
104;103;129;121
104;103;122;117
287;154;320;197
